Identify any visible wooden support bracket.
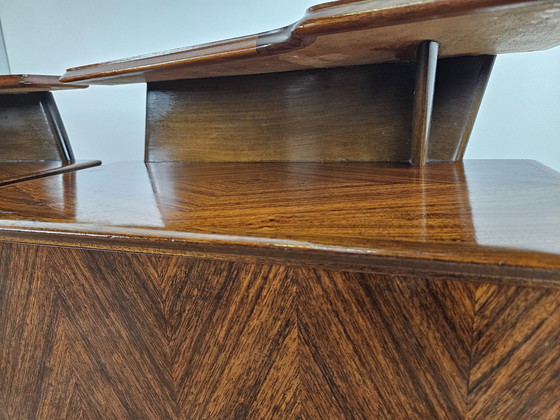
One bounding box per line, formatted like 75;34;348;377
145;52;494;164
0;91;74;162
0;75;96;185
411;41;439;167
41;92;75;163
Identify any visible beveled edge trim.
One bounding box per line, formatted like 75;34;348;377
0;221;558;288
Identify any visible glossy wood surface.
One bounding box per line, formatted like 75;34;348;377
0;91;80;163
0;160;559;281
60;0;560;84
146;57;495;163
411;41;438;166
147;64;415;162
429;55;495;160
468;283;560;418
0;244;560;419
0;75;86;93
1;241;558;418
0;160;101;186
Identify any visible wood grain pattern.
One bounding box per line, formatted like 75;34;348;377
0;92;78;162
297;268;474;418
1;241;558;418
1;93;66;161
146;64;415;162
0;160;559;280
429;55;495;161
146;56;494;163
0;75;86;94
468;284;560;419
60;0;560;84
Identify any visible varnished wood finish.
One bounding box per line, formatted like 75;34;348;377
0;160;101;186
468;283;560;418
411;41;438;166
146;64;415;162
0;92;72;161
60;0;560;84
0;160;559;280
3;3;559;415
0;241;557;418
146;56;494;163
0;88;95;184
0;75;86;94
429;55;495;161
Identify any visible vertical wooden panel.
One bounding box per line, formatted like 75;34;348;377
2;241;558;418
297;268;474;418
146;64;415;162
0;92;67;161
0;243;299;419
145;57;494;164
0;243;59;419
429;55;495;161
161;257;297;419
468;284;560;419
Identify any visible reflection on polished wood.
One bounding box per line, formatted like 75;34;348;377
3;1;560;416
0;74;92;184
146;56;494;163
0;93;73;161
0;160;559;278
147;64;416;162
0;160;559;418
61;0;560;84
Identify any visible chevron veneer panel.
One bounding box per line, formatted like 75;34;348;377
468;284;560;419
1;242;558;419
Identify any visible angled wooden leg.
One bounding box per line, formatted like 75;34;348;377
411;41;439;167
430;55;495;161
41;92;75;163
0;76;99;185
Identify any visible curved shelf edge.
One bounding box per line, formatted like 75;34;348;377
60;0;560;84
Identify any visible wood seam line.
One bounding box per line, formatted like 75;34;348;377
411;40;439;167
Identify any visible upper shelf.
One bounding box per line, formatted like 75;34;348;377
0;75;87;94
61;0;560;85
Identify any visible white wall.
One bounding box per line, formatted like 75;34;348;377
1;0;559;171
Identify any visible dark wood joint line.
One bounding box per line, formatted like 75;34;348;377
41;92;75;164
411;41;439;167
